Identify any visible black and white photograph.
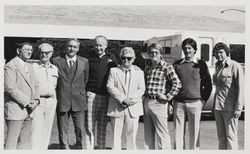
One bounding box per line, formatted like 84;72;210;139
1;0;248;152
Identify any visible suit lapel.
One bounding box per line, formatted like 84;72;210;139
13;58;31;87
58;57;71;82
128;66;135;96
116;66;127;94
27;63;35;86
27;63;36;97
72;56;83;82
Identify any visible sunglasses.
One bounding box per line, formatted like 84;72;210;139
121;56;133;61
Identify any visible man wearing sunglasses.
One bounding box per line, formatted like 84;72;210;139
106;47;145;149
31;42;58;149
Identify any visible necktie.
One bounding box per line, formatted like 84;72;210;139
124;69;131;95
69;60;74;68
125;70;129;85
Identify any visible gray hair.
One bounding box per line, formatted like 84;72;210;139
38;42;54;52
120;47;135;57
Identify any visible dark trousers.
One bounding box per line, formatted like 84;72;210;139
57;110;84;149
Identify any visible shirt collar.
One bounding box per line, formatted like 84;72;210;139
121;65;133;72
38;61;53;68
158;60;166;67
180;57;198;64
99;53;106;58
224;57;231;66
148;59;165;69
216;57;230;67
65;55;77;63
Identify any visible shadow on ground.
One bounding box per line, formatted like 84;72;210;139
48;144;112;150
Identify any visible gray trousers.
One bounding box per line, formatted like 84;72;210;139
214;110;239;149
143;98;171;149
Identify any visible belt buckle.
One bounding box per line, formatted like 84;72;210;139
148;95;157;99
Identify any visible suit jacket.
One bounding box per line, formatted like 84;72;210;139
107;65;145;118
53;55;89;112
4;57;39;120
213;58;244;111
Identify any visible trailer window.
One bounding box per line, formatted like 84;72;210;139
229;44;245;63
201;44;209;61
159;40;171;54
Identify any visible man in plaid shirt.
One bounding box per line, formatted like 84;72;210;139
143;43;182;149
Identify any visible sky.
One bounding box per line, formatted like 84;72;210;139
171;6;245;24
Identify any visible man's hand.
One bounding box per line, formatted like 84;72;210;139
234;110;241;119
127;100;137;106
168;103;173;117
27;99;40;112
157;93;168;104
201;100;206;105
120;97;132;109
120;102;128;109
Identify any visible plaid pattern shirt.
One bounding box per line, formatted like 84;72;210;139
145;60;182;101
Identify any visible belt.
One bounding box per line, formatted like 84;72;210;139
40;95;53;98
145;94;158;100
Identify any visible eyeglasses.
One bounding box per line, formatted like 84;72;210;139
21;48;33;52
121;56;133;61
149;51;160;55
40;51;52;55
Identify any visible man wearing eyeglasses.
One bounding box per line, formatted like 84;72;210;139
106;47;145;149
4;41;40;149
143;43;182;149
31;42;58;149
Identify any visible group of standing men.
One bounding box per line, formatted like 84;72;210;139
4;35;244;150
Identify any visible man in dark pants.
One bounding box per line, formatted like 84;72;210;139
53;38;89;149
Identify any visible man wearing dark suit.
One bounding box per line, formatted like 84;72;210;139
53;38;89;149
4;41;40;149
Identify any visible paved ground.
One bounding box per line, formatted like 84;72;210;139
47;116;244;150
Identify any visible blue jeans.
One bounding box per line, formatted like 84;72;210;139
5;117;32;149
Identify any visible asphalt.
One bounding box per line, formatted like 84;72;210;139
48;117;244;150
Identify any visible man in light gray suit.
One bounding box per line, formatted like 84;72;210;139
107;47;145;149
4;41;40;149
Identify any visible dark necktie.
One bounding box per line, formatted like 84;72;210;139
69;60;74;68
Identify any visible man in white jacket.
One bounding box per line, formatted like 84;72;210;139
106;47;145;149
